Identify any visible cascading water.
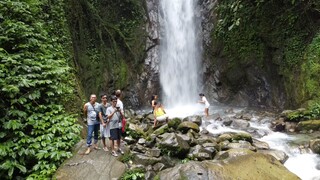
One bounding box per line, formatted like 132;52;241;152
159;0;201;108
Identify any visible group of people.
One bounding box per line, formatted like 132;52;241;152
84;91;210;156
83;90;124;157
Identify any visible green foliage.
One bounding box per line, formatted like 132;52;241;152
65;0;146;95
121;168;145;180
214;0;320;107
118;152;134;163
0;1;81;179
287;103;320;122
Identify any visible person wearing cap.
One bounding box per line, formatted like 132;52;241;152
198;93;210;117
106;95;124;157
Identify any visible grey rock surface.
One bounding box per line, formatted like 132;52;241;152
54;140;126;180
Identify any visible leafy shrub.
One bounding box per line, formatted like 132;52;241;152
121;168;145;180
0;1;81;179
119;152;134;163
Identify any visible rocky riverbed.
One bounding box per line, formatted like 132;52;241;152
55;106;320;179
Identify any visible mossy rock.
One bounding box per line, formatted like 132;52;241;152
231;132;253;143
158;153;300;180
154;124;169;136
177;122;200;133
217;134;233;143
168;118;182;129
297;120;320;131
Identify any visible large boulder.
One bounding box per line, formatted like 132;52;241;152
157;153;300;180
133;153;162;166
187;145;214;160
177;121;200;133
158;133;190;157
297;120;320;131
258;149;289;164
183;115;202;126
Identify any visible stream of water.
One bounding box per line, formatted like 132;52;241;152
165;105;320;180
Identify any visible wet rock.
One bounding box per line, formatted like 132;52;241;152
132;144;147;153
183;115;202;126
252;139;270;150
154;124;169;135
200;129;209;134
217;134;233;143
133;153;162;166
158;133;190;157
297;120;320;132
257;149;289;164
138;138;146;145
218;140;230;151
158;153;299;180
188;145;213;160
222;117;233;126
124;136;136;144
309;139;320;154
196;135;216;145
231;119;250;129
177;121;200;133
153;162;165;172
145;171;156;180
214;148;254;160
146;148;161;157
176;134;191;144
285;122;297;132
232;132;253;143
227;141;256;151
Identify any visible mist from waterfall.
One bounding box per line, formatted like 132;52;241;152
159;0;201;108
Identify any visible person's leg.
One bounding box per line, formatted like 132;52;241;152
153;118;157;127
205;108;209;117
85;125;94;154
117;129;124;154
110;129;118;156
100;124;106;148
93;124;100;149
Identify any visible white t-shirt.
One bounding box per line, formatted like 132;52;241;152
116;99;124;128
202;96;210;108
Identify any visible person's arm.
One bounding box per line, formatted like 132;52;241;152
151;100;156;108
83;103;88;117
99;106;105;126
107;108;117;119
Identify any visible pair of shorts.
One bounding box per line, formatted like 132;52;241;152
110;128;121;140
156;114;169;122
100;124;110;138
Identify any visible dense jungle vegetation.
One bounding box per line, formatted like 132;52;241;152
214;0;320;108
1;0;320;179
0;0;81;179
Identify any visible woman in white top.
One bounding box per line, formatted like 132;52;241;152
199;93;210;117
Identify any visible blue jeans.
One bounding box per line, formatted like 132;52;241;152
86;124;99;147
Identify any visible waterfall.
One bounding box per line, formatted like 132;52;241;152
159;0;201;108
